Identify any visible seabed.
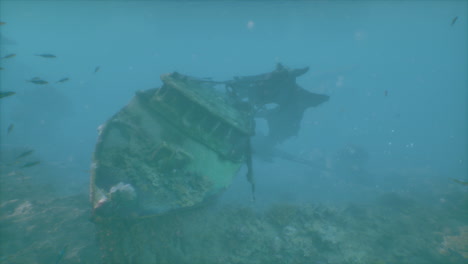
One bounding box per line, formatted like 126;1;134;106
1;158;467;264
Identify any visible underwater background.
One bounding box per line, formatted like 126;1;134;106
0;1;467;263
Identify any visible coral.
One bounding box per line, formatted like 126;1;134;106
440;225;468;259
265;203;298;227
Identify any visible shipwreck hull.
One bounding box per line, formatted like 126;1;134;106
90;73;253;217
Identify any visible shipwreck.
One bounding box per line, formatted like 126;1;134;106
90;64;329;218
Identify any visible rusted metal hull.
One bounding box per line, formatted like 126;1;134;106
90;73;253;217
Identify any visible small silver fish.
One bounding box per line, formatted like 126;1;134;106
20;160;40;168
1;53;16;59
94;66;100;73
451;178;468;186
56;77;70;83
27;78;48;85
34;80;48;85
7;123;14;134
55;245;68;264
0;91;15;99
451;16;458;26
35;53;56;58
16;149;34;159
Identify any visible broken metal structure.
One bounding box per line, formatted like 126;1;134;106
90;64;329;218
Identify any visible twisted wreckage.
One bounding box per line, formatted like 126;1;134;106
90;64;329;218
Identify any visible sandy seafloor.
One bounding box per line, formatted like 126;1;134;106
0;147;467;264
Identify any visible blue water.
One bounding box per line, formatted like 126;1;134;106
0;1;467;263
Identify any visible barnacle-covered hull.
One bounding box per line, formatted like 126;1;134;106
90;73;253;217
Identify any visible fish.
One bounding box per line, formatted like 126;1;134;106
0;22;6;26
7;123;14;134
20;161;40;168
0;67;4;70
1;53;16;59
451;16;458;26
384;90;388;96
55;245;68;264
0;91;16;99
29;80;48;85
56;77;70;83
35;53;56;58
16;149;34;159
451;178;468;186
94;66;100;73
26;78;48;85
